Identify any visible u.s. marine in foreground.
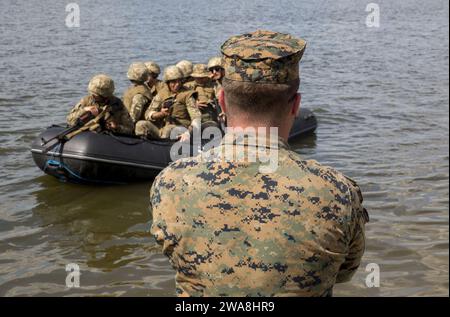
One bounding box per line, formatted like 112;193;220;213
150;30;369;297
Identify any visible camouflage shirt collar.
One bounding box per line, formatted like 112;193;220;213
220;131;289;150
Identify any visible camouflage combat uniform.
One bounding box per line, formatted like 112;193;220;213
136;83;201;139
191;64;220;125
150;30;368;297
67;74;133;135
123;62;154;125
183;79;196;91
152;80;166;96
123;84;153;122
177;60;196;90
207;56;224;97
151;133;368;296
195;82;218;124
67;96;133;135
144;61;165;97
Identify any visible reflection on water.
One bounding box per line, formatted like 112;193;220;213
0;177;174;296
291;132;317;153
0;0;448;296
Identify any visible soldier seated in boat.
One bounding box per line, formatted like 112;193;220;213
190;64;221;128
208;56;225;97
208;56;226;124
144;61;165;96
176;60;196;90
66;74;134;135
135;66;201;142
122;62;154;131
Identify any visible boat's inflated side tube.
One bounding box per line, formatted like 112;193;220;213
31;108;317;184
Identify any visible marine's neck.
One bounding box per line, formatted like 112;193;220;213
227;116;290;141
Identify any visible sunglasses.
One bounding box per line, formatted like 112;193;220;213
149;73;158;79
209;67;223;73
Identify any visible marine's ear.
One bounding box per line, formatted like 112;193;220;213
218;88;226;114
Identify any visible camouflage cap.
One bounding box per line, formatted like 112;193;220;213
220;30;306;84
88;74;115;98
127;62;150;82
191;64;209;78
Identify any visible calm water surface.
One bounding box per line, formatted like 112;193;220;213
0;0;448;296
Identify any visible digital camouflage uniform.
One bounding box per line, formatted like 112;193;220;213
67;74;134;135
150;30;368;297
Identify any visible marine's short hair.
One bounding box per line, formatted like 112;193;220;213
222;77;299;122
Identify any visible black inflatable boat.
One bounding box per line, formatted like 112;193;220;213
31;108;317;184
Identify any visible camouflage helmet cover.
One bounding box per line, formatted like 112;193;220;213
88;74;115;97
220;30;306;84
176;60;193;78
144;61;161;75
163;65;184;82
127;62;150;82
191;64;209;78
207;56;223;70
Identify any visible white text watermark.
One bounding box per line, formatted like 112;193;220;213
365;263;380;288
169;126;280;173
65;3;80;28
366;3;380;28
65;263;80;288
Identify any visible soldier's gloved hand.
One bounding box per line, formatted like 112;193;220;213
84;106;99;116
178;131;190;143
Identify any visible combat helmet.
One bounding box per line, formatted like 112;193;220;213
176;60;193;78
127;62;150;83
207;56;223;70
88;74;115;98
144;61;161;76
163;65;184;82
191;64;209;78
